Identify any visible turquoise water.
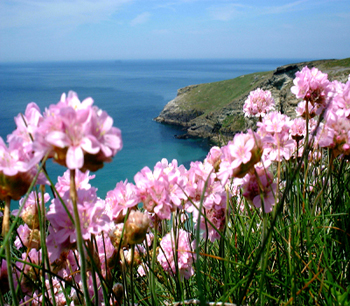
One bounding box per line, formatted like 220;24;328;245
0;59;307;199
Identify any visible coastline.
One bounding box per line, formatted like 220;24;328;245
155;58;350;144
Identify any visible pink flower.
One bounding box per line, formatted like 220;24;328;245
204;146;222;171
157;229;196;280
317;115;350;157
257;111;296;162
134;164;173;220
184;160;226;212
7;102;43;154
243;88;275;117
291;66;331;112
95;233;116;278
0;260;9;294
156;158;188;208
105;180;139;223
16;248;42;294
192;202;227;242
55;168;96;196
34;91;122;171
241;167;277;213
217;130;263;184
0;137;41;200
58;91;94;110
290;118;306;141
44;106;100;169
47;170;111;260
14;223;41;250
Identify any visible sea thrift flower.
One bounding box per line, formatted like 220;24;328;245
241;167;277;213
290;117;307;141
257;111;296;162
15;224;41;250
35;91;122;171
16;248;42;294
7;102;43;154
105;180;139;223
217;129;263;184
192;202;227;242
0;260;9;294
134;165;172;220
55;168;95;196
0;137;41;200
291;66;331;114
50;249;79;280
156;159;188;208
243;88;275;118
295;100;319;118
317;115;350;157
47;188;110;244
205;146;222;172
184;160;227;213
46;170;111;260
95;233;116;278
157;229;196;280
329;79;350;118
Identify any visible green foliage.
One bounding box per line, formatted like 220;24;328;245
221;113;248;132
176;71;271;114
322;57;350;69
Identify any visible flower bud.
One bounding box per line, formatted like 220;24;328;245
112;283;124;304
125;210;150;245
109;223;127;249
21;207;39;229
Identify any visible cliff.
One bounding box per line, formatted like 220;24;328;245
154;58;350;144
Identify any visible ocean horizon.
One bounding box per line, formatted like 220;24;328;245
0;58;310;203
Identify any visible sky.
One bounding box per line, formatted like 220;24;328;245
0;0;349;62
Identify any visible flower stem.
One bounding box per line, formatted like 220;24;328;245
70;169;91;305
130;244;135;306
2;197;18;306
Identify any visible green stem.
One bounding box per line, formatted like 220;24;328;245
70;169;91;305
150;219;159;306
130;244;135;306
2;197;18;306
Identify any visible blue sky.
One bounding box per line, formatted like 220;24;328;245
0;0;349;62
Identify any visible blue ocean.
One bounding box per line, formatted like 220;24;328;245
0;59;306;199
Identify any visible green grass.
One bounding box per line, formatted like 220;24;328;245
221;113;247;132
322;57;350;68
177;71;271;114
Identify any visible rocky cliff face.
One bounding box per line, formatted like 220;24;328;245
154;59;350;144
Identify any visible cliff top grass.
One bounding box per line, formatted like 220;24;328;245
178;70;272;113
321;57;350;68
175;57;350;115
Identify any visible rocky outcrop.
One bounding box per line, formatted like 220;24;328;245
154;58;350;144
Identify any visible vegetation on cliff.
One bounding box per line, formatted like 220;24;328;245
155;57;350;143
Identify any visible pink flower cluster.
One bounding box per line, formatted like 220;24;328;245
243;88;275;118
34;91;123;171
241;167;277;213
0;136;41;200
317;79;350;157
157;229;196;280
291;66;331;116
134;159;187;220
4;67;350;302
46;169;110;261
257;111;296;162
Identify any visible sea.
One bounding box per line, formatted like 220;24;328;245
0;59;308;201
